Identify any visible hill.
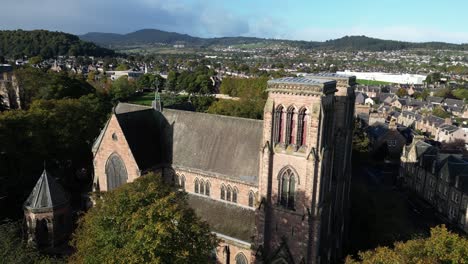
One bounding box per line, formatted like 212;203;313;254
80;29;468;51
0;30;115;59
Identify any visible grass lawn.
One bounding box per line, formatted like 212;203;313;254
357;79;393;85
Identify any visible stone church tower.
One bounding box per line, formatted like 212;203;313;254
257;74;355;263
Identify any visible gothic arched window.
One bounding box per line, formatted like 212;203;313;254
296;108;307;147
248;191;254;207
278;168;296;210
232;188;238;203
180;175;186;190
274;105;284;143
105;153;128;191
221;185;226;200
235;253;248;264
194;178;199;193
227;186;232;202
285;106;295;145
200;179;205;194
205;181;210;196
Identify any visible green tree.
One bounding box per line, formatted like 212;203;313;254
115;64;129;71
452;88;468;100
432;106;450;118
434;87;453;98
346;225;468;264
425;72;442;84
109;76;137;101
70;173;218;264
166;71;179;93
28;56;42;65
0;95;111;218
15;68;95;108
396;88;408;97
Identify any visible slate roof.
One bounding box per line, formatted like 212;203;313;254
425;115;445;126
401;111;422;121
355;92;368;104
439;124;458;134
187;194;255;242
163;109;262;184
427;96;444;104
379;93;393;102
115;106;172;171
414;140;434;159
444;98;464;107
24;170;69;212
104;103;263;184
367;123;388;140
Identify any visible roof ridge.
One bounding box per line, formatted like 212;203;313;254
163;108;264;123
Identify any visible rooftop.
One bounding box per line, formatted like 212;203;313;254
24;169;69;212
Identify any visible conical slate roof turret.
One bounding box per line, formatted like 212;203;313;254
24;169;69;212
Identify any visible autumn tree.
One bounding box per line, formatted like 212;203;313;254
346;225;468;264
70;173;218;264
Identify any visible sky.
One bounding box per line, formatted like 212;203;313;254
1;0;468;43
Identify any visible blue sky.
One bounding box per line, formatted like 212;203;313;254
1;0;467;43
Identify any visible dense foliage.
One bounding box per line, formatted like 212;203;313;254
0;69;112;219
0;30;114;59
346;225;468;264
109;76;138;102
165;66;215;94
71;173;218;264
14;67;96;109
432;106;451;118
0;220;63;263
207;77;268;119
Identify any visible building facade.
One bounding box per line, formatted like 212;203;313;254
399;139;468;233
92;74;356;263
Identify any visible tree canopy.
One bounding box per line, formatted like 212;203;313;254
0;30;114;59
208;77;268;119
109;76;138;102
0;94;111;219
346;225;468;264
70;173;218;264
14;67;95;109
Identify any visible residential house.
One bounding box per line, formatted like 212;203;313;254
397;111;422;128
400;139;468;233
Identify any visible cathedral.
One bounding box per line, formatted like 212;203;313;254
91;73;356;263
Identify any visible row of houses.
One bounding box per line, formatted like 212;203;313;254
397;111;468;144
400;138;468;233
357;92;467;118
